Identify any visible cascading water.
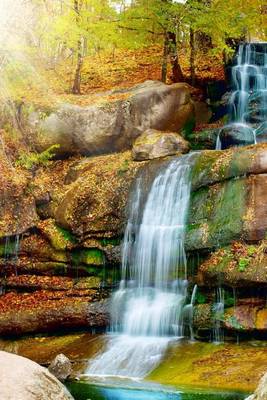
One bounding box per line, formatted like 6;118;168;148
216;43;267;149
86;154;194;379
183;284;198;341
212;287;225;344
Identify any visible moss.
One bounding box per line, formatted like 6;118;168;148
181;115;196;139
148;340;267;392
0;241;17;257
100;237;121;247
187;178;246;250
71;248;105;267
56;226;77;245
38;219;77;251
195;292;207;305
238;257;250;272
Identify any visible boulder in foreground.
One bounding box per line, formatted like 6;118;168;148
30;81;194;157
246;372;267;400
0;351;73;400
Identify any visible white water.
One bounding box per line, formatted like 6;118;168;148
212;287;225;344
216;43;267;149
183;284;198;341
87;155;194;378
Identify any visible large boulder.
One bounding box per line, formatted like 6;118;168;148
247;372;267;400
0;351;73;400
132;129;189;161
29;81;194;157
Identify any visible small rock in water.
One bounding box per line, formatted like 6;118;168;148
48;353;72;382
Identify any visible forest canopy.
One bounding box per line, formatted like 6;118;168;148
0;0;266;101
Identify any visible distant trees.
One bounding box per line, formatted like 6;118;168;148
29;0;267;92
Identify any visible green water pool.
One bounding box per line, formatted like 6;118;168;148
67;382;247;400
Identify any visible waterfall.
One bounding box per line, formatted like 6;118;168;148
183;284;198;341
216;43;267;149
86;154;194;379
212;287;225;344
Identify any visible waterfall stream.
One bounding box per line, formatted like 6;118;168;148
86;154;194;379
216;43;267;149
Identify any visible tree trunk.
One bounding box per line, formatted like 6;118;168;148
161;33;168;83
167;31;184;83
161;31;184;83
72;40;83;94
72;0;83;95
190;28;196;86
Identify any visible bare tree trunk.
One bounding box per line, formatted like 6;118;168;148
167;31;184;83
161;33;168;83
72;39;83;94
72;0;83;95
190;28;196;86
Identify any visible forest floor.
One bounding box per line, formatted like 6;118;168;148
11;45;225;109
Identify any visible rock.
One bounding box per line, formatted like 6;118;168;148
193;303;267;334
0;292;109;336
53;151;146;237
48;353;72;382
197;243;267;288
187;127;218;150
218;123;255;149
0;351;73;400
256;122;267;143
246;372;267;400
0;155;38;238
29;81;194;157
132;129;189;161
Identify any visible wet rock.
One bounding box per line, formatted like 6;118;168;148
187;127;218;150
256;122;267;143
48;353;72;382
0;351;73;400
246;372;267;400
30;81;194;157
132;129;189;161
218;123;255;149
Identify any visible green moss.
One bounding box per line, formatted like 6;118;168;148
117;159;129;176
195;292;207;305
0;240;18;257
187;178;246;250
56;226;77;245
100;237;121;247
181;115;196;139
238;257;250;272
71;248;105;266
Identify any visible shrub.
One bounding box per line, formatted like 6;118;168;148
16;144;60;170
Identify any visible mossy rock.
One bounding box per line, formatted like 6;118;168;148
71;248;105;267
187;128;218;150
197;242;267;287
38;219;76;251
186;178;246;250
